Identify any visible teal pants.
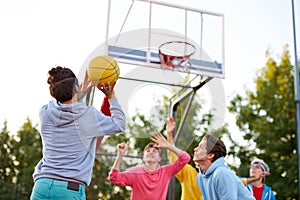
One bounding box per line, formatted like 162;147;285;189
30;178;86;200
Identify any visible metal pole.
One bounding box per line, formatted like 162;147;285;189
105;0;111;55
291;0;300;199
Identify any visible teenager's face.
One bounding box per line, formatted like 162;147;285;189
193;138;213;172
143;147;161;163
250;163;263;178
193;138;208;164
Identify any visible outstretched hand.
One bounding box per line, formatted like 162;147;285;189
150;132;169;149
80;71;95;94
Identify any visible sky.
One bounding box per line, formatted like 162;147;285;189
0;0;299;137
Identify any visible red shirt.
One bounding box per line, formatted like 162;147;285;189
253;184;264;200
108;152;190;200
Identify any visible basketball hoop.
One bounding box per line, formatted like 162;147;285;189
158;41;196;70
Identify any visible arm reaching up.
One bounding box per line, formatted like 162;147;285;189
96;97;111;151
111;142;129;170
242;171;270;186
166;117;175;144
166;117;178;163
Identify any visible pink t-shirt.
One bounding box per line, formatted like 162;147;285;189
108;152;190;200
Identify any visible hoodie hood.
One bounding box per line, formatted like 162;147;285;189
42;100;89;126
202;157;228;178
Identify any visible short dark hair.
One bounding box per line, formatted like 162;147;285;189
204;134;226;162
47;66;79;102
143;143;160;154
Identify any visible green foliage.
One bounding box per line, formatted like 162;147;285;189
87;158;131;200
0;118;42;199
12;118;42;199
228;46;298;199
129;113;162;153
0;121;15;199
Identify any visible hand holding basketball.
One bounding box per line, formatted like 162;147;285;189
97;82;115;99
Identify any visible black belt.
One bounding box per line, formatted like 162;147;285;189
51;178;84;191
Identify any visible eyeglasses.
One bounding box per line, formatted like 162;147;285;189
250;164;262;170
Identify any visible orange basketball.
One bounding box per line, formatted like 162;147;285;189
87;55;120;86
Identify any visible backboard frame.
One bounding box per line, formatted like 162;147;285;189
105;0;225;78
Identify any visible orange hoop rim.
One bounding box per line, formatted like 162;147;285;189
158;41;196;58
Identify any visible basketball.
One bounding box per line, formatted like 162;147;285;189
87;55;120;86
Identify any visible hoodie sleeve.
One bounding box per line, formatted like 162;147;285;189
94;97;126;136
108;169;134;187
165;151;190;178
74;97;125;138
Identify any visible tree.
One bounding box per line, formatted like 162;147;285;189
0;121;15;199
0;118;42;199
12;118;42;199
228;46;298;199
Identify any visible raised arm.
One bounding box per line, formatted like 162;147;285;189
111;142;129;170
151;132;190;178
151;132;183;157
242;171;270;186
96;97;111;151
166;117;179;163
166;117;175;144
94;82;126;136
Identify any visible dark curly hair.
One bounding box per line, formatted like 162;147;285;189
47;66;79;102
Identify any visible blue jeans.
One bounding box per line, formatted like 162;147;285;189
30;178;86;200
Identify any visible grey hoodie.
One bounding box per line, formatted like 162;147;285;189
33;97;126;186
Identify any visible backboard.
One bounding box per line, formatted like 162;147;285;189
104;0;225;79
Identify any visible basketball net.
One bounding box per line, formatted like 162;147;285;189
158;41;195;72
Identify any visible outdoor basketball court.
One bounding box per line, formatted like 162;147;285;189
83;0;225;199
